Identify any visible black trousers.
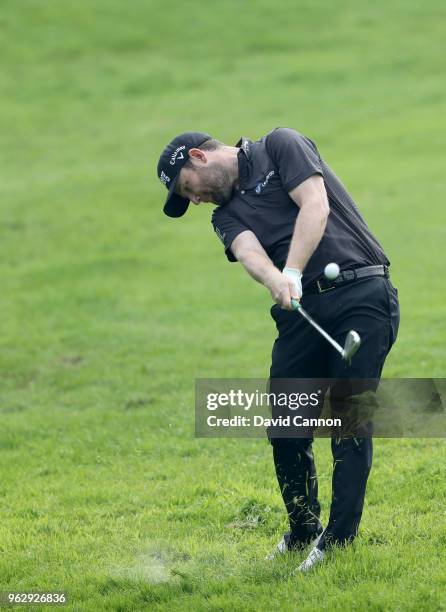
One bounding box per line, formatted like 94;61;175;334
268;276;400;550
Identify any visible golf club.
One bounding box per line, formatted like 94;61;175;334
291;298;361;362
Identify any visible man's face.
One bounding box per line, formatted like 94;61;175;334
175;159;234;207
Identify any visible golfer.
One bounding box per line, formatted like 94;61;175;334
156;128;400;572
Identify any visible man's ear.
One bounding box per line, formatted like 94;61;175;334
188;148;207;163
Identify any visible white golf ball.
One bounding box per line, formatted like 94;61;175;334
324;262;340;280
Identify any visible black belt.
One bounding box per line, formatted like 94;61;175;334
308;264;389;294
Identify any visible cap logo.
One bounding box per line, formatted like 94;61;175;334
160;170;171;186
170;145;186;165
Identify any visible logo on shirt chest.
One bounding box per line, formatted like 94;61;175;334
255;170;275;194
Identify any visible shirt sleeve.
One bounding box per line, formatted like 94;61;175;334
266;127;323;192
211;207;248;262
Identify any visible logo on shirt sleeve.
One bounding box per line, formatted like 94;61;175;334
214;226;226;243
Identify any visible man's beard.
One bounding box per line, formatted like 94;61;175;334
204;167;234;206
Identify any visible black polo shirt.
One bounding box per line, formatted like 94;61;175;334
211;127;389;289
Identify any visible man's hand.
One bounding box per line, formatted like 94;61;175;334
265;267;301;310
282;267;302;300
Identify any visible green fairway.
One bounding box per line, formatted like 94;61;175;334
1;0;445;610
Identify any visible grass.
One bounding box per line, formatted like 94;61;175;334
0;0;445;610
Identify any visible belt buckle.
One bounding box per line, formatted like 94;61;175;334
343;270;356;282
317;280;335;294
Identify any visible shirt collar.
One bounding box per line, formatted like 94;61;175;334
235;136;251;187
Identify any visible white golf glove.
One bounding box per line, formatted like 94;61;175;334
282;267;303;299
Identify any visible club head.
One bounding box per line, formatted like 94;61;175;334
342;330;361;362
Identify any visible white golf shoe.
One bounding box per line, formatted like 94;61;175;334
297;545;325;573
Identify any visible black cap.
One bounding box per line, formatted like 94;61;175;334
157;131;212;217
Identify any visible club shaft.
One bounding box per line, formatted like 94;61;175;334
291;299;344;356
